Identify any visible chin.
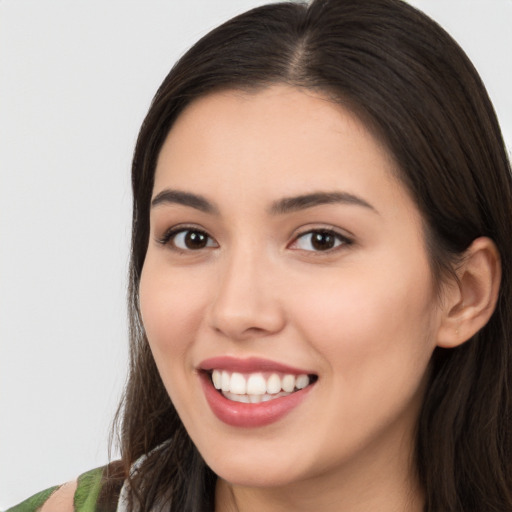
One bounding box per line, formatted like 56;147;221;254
199;440;312;488
213;462;303;488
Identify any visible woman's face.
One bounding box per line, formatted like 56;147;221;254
139;85;443;490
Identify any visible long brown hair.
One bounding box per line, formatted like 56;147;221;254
109;1;512;510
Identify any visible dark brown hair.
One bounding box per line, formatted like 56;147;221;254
110;1;512;510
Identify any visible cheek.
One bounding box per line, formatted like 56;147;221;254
290;253;438;384
138;257;208;364
286;258;438;458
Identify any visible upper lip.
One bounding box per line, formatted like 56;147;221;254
198;356;315;375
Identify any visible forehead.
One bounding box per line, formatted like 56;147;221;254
153;85;411;215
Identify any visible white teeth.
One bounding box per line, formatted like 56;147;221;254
230;372;246;395
296;374;309;390
211;370;313;400
281;374;296;393
249;394;262;403
221;371;230;392
212;370;222;390
223;392;250;403
224;391;293;403
247;373;267;395
266;373;282;394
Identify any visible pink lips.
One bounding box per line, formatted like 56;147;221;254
199;356;313;374
198;356;316;428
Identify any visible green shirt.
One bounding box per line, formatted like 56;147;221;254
6;466;108;512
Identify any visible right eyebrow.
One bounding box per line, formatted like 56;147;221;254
269;191;378;215
151;189;219;214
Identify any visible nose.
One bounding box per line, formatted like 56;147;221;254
208;246;286;341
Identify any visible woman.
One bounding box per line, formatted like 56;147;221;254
9;0;512;510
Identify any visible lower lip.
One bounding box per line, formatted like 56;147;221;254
200;372;315;428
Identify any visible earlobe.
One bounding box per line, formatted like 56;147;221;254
436;237;501;349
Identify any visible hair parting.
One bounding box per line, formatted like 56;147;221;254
104;1;512;510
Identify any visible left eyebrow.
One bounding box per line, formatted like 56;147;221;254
151;189;219;214
269;191;378;215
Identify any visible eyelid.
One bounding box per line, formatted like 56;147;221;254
155;224;352;253
156;224;218;250
288;227;353;252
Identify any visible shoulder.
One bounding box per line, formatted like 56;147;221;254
5;482;76;512
6;465;120;512
40;480;77;512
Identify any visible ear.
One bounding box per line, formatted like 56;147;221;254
436;237;501;348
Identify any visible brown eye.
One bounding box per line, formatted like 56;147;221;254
311;232;336;250
293;230;348;252
171;229;217;250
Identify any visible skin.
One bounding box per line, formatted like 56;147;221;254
138;85;450;512
41;481;77;512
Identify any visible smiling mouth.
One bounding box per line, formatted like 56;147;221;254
207;370;318;404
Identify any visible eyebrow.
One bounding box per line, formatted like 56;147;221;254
150;189;377;215
269;191;378;215
151;189;219;214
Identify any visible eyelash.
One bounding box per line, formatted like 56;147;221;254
157;226;217;252
290;229;353;253
157;226;352;254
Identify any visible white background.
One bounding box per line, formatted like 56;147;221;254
1;0;511;508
